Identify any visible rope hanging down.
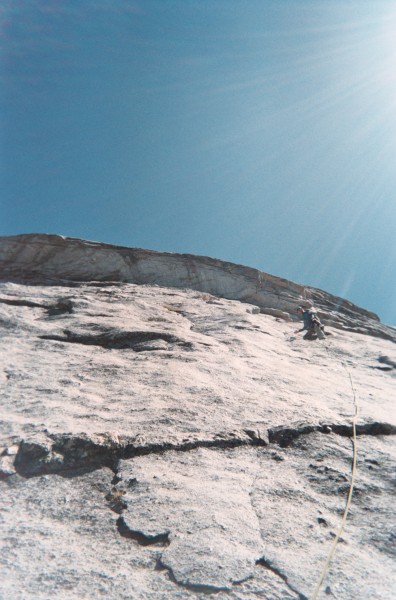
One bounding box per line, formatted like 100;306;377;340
310;361;358;600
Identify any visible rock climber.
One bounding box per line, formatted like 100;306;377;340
295;305;325;339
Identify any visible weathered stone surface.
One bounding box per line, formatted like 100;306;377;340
116;448;263;591
0;235;395;599
252;433;396;599
1;233;394;340
1;469;186;599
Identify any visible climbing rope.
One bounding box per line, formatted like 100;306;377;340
309;357;358;600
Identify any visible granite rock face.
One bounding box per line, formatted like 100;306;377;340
1;233;394;341
0;234;395;599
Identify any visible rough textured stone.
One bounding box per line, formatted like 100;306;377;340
116;449;263;591
0;235;395;599
1;233;394;340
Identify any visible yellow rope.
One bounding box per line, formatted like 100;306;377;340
310;364;358;600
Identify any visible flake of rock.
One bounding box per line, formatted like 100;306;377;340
116;448;263;590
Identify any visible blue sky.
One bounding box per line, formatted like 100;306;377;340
2;1;396;325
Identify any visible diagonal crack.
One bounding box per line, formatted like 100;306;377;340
156;558;230;595
256;557;307;600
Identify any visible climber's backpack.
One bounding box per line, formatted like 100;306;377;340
306;309;326;339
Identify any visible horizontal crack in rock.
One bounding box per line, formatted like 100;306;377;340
327;422;396;437
268;424;318;447
13;433;265;478
12;421;395;478
0;297;45;308
13;437;116;478
38;330;193;351
268;421;396;447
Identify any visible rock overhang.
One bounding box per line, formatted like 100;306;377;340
0;233;393;342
